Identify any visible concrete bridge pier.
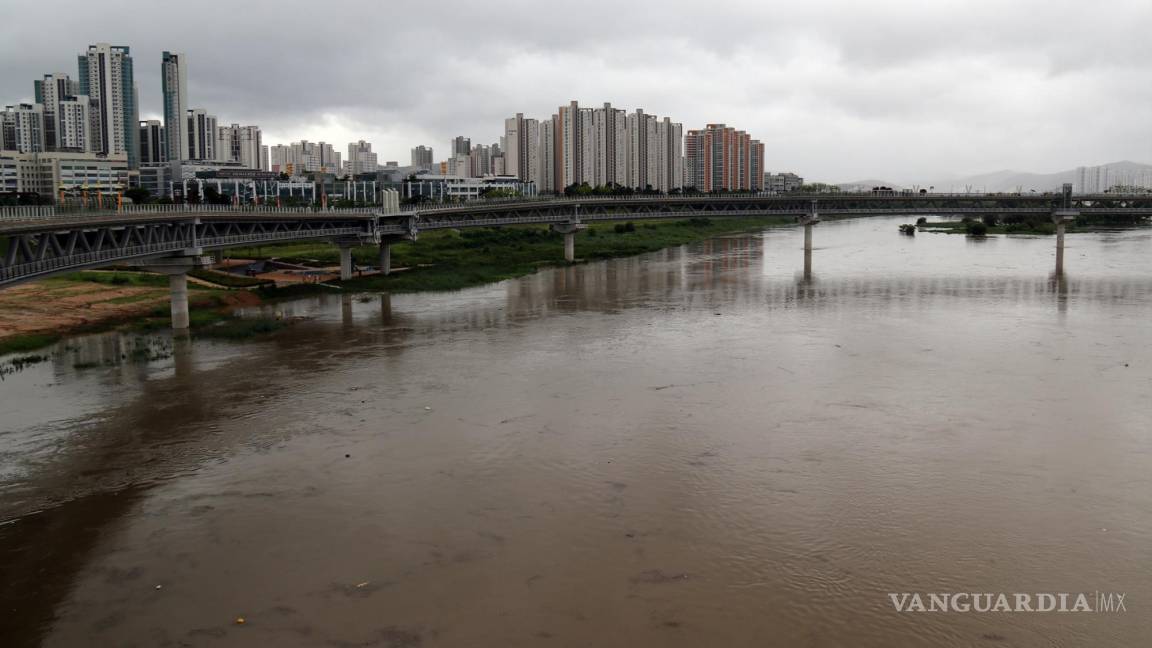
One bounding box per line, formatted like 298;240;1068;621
551;222;587;262
800;200;820;253
379;241;392;276
338;244;355;280
141;254;211;330
1052;210;1078;275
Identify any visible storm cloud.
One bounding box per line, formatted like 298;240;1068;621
2;0;1149;183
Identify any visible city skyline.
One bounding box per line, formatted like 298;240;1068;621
1;0;1150;183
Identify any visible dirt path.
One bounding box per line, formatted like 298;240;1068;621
0;280;169;340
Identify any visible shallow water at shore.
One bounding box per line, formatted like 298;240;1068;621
1;217;1150;647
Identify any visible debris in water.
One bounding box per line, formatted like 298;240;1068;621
235;617;246;625
356;581;370;588
424;406;432;411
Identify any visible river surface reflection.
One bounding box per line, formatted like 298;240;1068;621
1;217;1150;647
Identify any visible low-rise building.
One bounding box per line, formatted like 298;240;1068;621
0;151;129;199
766;172;804;193
403;173;537;201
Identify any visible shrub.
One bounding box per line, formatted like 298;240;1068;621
966;222;988;236
960;216;973;223
915;217;927;226
982;214;999;227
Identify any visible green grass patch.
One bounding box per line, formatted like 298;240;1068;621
0;333;62;355
331;216;791;293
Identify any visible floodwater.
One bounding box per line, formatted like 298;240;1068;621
1;216;1150;647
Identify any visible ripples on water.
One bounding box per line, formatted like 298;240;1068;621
0;217;1150;647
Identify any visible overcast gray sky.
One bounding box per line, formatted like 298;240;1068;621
2;0;1149;183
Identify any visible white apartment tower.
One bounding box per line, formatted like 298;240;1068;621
347;140;378;175
592;103;628;187
504;113;541;184
1;104;46;153
216;124;264;169
78;43;138;168
33;73;79;150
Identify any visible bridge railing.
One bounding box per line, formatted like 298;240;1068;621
0;203;396;222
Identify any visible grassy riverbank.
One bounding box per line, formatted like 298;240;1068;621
918;215;1149;236
1;217;792;355
235;216;794;293
0;272;268;356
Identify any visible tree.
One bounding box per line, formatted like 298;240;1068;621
124;187;152;204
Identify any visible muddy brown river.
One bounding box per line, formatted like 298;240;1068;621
1;216;1150;647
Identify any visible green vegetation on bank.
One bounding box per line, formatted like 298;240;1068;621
919;213;1150;236
3;217;792;355
0;333;63;356
233;216;793;293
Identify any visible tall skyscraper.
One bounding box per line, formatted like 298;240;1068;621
78;43;138;168
139;119;166;165
161;52;189;162
593;103;628;187
186;109;216;161
411;145;433;170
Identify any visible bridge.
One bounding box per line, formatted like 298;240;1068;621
2;186;1149;329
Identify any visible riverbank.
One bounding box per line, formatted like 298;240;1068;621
0;271;269;356
0;216;794;355
917;216;1150;235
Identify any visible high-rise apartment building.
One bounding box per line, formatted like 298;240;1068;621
538;119;555;193
654;117;683;194
450;136;471;157
33;73;78;150
685;123;764;192
347;140;378;175
499;101;683;194
216;124;264;169
78;43;138;168
1;104;46;153
139;119;166;165
593;103;628;187
268;140;341;175
161;52;189;162
411;145;434;170
504;113;540;184
54;96;93;153
186;109;216;161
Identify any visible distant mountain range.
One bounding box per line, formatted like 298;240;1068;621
838;161;1152;193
